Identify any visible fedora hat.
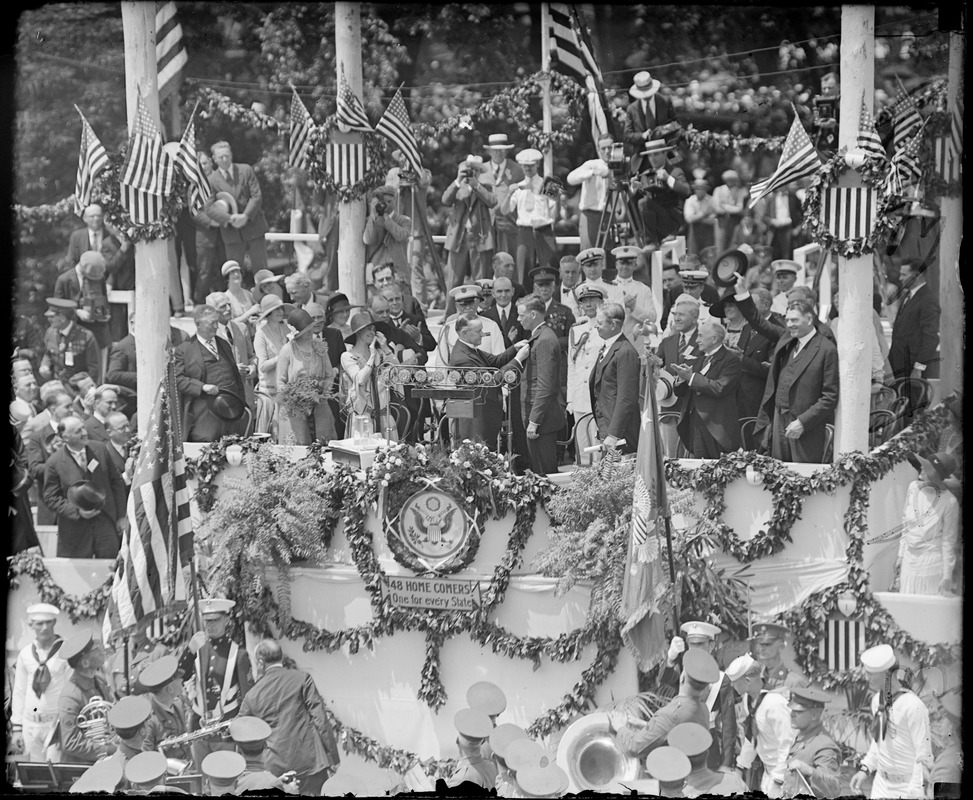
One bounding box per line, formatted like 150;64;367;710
255;294;294;322
712;246;752;288
214;191;238;216
656;370;678;408
344;311;377;344
286;308;316;339
207;388;247;422
67;480;106;512
630;71;662;100
484;133;515;150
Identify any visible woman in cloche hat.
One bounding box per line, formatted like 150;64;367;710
252;295;294;437
340;312;398;441
274;308;337;446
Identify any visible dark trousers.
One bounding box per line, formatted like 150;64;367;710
683;408;725;459
223;236;269;279
56;514;120;559
515;225;558;285
194;231;225;306
187;405;248;444
769;408;827;464
638;199;682;246
446;247;493;291
526;430;558;475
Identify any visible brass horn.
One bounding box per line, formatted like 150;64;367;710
76;695;115;748
555;712;640;793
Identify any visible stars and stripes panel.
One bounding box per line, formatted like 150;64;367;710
820;185;877;241
73;107;109;215
156;1;187;100
120;95;175;224
934;98;963;183
891;85;922;154
818;617;865;671
325;141;369;187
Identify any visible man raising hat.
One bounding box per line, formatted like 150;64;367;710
483;133;525;258
57;630;117;764
11;604;68;761
502;149;559;284
782;687;842;797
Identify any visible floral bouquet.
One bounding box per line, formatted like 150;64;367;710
277;373;332;417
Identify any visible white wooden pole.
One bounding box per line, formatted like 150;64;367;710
832;5;875;459
335;2;367;305
540;3;554;175
938;32;964;397
121;2;171;435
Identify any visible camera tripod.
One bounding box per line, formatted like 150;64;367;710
393;177;448;299
595;176;648;250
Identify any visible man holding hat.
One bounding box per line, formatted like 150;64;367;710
58;630;117;763
635;137;689;247
65;204;132;282
177;598;253;765
781;687;841;797
448;708;499;789
750;623;808;692
769;260;800;315
11;604;68;761
567;136;614;250
503;149;559;284
656;296;700;421
365;186;413;294
39;298;102;385
174;305;250;443
229;716;299;794
623;72;676;174
567;282;606;418
443;154;497;290
206;292;259;413
851;644;933;798
483;133;525;258
207;140;270;276
668;722;748;796
54;250;113;355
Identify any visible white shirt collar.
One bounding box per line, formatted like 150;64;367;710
601;331;623;351
615;276;635;285
197;334;217;349
94;411;106;424
796;329;816;348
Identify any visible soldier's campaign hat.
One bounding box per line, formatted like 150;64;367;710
221;260;243;277
199;597;235;618
577;247;606;265
517;763;570;797
682;649;720;684
125;751;169;787
467;681;507;716
68;757;125;794
454;707;493;741
506;739;551;773
321;773;367;796
253;269;284;286
576;282;607;302
79;251;107;280
484;133;516;150
860;644;896;673
207;388;247;423
26;603;61;621
772;259;800;275
489;723;528;760
724;654;757;682
667;722;713;757
138;656;180;693
67;480;107;512
611;245;641;261
529;265;558;283
515;148;543;165
752;622;789;642
61;630;96;665
680;620;722;642
789;687;831;710
45;297;77;316
644;746;691;784
449;284;483;303
107;695;152;733
202;750;247;783
229;715;272;744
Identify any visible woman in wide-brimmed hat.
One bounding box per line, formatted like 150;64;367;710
221;260;254;321
252;295;294;437
340;311;398;441
275;308;336;446
324;292;357;340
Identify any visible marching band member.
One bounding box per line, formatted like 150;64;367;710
139;656;192;765
58;630;117;764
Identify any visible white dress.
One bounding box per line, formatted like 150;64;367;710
862;690;933;798
898;481;959;594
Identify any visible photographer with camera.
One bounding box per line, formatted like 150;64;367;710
502;149;560;285
634;137;689;248
442;155;497;292
364;185;413;298
53;251;113;375
567;135;617;251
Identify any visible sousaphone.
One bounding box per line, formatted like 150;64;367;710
555;712;640;793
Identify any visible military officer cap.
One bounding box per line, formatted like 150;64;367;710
517;763;570;797
228;715;272;745
199;597;235;618
644;746;691;784
107;695;152;734
789;687;831;710
454;707;493;741
575;282;606;301
682;648;720;685
489;723;528;760
449;284;482;302
515;148;543;165
667;722;713;757
679;269;709;284
772;259;800;275
202;750;247;783
724;653;757;682
68;757;125;794
611;245;641;261
860;644;896;673
61;630;96;666
45;297;77;316
26;603;61;621
506;739;551;773
126;751;169;788
138;655;180;692
577;247;606;265
679;620;721;642
475;278;495;291
529;265;558;283
467;681;507;716
752;622;789;642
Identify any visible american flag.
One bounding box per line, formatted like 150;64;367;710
749;110;821;209
102;358;193;643
892;82;923;155
73;106;109;216
289;88;315;170
934;98;963;183
856;100;886;161
619;362;672;671
156;1;188;101
120;94;175;224
375;86;422;174
325;141;369;187
820;185;878;242
818;617;865;671
172;103;212;214
885;123;926;196
335;70;372;133
547;3;612;145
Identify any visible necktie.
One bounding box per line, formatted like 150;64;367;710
792;340;802;360
92;233;101;252
204;338;218;357
31;639;63;696
225;325;234;348
679;334;690;357
597;344;607;362
500;309;507;327
221;168;230;182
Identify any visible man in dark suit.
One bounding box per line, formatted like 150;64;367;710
730;278;835;346
491;252;527;303
174;305;249;443
382;285;435;353
671;321;742;458
104;411;132;500
26;390;74;526
889;259;940;418
588;303;641;455
42;415;126;558
711;290;773;423
480;277;523;348
517;295;566;475
635;139;690;247
82;385;119;444
448;316;529;448
105;310;185;419
65;204;135;291
206;141;270;277
754;298;839;463
54;251;113;354
623;72;676;174
207;292;258;413
656;296;701;417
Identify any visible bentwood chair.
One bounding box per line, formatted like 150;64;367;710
572;413;599;467
868;409;897;449
823;424;835;463
739;417;759;452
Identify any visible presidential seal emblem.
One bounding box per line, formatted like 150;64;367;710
392;489;474;573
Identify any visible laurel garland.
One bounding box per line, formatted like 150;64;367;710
184;433;269;513
304;123;392;203
800;147;900;257
683;126;786;154
7;551;116;622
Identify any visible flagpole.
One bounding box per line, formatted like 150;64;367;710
540;3;554;176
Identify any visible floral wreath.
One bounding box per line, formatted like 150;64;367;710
801;147;899;258
304;119;391;204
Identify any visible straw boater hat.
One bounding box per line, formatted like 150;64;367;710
214;191;238;216
629;71;662;100
484;133;515;150
640;138;675;157
656;370;678;408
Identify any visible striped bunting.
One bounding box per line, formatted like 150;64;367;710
856;100;886;161
325;141;368;187
173;103;212;213
336;69;372;133
120;94;175;224
818;617;865;672
749;109;821;208
156;1;187;100
73;107;109;216
375;86;422;175
820;185;877;241
289;88;315;170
